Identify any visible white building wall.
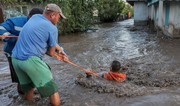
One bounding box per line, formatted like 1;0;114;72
162;2;166;27
131;0;180;37
148;3;159;26
169;2;180;28
163;1;180;37
157;1;163;28
148;6;153;19
134;2;148;25
149;1;180;37
155;5;159;26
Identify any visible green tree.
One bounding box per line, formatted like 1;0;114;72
95;0;125;22
2;0;96;33
2;0;129;34
122;3;134;17
1;0;17;4
57;0;96;33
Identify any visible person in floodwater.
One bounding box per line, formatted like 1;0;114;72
11;3;68;106
86;60;127;82
0;8;43;94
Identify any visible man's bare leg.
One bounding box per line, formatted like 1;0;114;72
50;92;60;106
24;88;34;100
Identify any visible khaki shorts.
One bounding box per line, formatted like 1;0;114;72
12;56;58;97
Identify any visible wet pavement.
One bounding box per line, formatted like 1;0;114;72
0;19;180;106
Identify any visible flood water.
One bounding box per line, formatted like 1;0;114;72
0;19;180;106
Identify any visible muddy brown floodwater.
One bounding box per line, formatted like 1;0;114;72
0;19;180;106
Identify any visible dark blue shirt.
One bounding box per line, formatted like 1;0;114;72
0;16;28;54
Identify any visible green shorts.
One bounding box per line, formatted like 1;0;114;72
12;56;58;97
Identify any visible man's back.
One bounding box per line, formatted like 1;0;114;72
12;14;58;60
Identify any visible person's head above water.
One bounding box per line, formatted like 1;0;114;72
110;60;121;72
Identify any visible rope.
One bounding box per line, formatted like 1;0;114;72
54;54;98;77
0;35;18;39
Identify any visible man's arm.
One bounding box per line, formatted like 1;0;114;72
55;44;67;56
0;19;14;35
46;44;69;61
47;46;56;57
0;19;16;40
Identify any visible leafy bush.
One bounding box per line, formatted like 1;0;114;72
58;0;95;33
2;0;132;34
122;3;134;17
95;0;125;22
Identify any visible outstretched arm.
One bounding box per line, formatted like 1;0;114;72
0;19;17;41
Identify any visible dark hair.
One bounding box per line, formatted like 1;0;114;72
28;8;43;19
111;60;121;72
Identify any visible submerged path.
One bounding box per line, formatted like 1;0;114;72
0;19;180;106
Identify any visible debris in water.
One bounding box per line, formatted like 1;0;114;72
75;76;148;97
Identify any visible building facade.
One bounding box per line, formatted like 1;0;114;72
127;0;180;38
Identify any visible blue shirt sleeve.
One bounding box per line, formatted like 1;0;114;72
0;19;14;35
0;19;17;42
48;29;58;47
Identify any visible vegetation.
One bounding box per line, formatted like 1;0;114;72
95;0;125;22
0;0;17;4
57;0;96;33
2;0;133;34
122;3;134;17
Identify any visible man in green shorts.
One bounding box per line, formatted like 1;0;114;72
12;3;68;106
